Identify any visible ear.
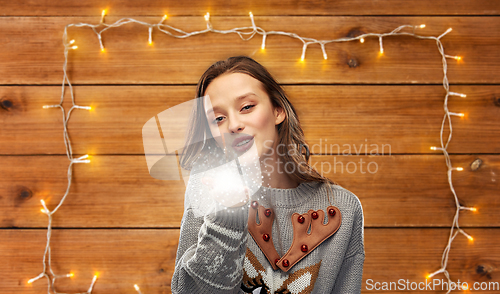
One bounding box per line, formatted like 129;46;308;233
274;106;286;125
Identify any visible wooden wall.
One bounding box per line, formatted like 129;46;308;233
1;0;499;293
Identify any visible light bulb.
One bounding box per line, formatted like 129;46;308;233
204;12;210;21
360;37;364;43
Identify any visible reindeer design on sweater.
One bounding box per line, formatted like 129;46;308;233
241;202;342;293
241;247;322;294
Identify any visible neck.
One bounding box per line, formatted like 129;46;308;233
260;153;300;189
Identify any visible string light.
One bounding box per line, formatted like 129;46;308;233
449;112;465;117
100;10;106;23
449;91;467;98
33;10;471;294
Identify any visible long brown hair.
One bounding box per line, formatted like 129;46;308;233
179;56;338;188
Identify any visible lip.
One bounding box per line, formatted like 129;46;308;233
232;135;254;152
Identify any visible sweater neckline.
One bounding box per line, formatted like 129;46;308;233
258;181;324;208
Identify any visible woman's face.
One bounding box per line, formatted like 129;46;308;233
204;72;285;159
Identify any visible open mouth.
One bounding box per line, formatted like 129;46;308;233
232;136;254;152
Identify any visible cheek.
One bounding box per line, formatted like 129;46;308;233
210;126;224;147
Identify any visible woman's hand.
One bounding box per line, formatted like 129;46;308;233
201;175;250;208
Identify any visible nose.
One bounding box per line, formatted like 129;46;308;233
227;114;245;133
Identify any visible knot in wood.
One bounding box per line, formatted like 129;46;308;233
348;58;359;68
1;99;13;110
470;158;482;171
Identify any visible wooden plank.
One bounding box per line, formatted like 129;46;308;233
1;154;498;228
2;228;499;293
1;85;499;155
0;0;498;16
0;16;498;84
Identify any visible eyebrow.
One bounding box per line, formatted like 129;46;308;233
206;92;256;115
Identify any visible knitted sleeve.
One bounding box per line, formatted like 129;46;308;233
331;191;365;293
171;176;249;294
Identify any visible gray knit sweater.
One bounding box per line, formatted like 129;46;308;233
171;179;365;294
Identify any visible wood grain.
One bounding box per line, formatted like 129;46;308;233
1;85;499;155
1;2;498;293
0;0;498;16
1;154;498;228
2;228;498;293
0;17;498;84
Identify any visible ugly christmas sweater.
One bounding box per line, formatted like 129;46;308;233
171;179;365;294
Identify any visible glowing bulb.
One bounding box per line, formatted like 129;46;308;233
43;105;49;109
101;10;106;17
430;146;437;150
459;113;465;117
94;272;99;278
380;48;384;54
261;44;265;50
455;56;461;61
68;273;74;277
69;39;75;44
471;207;477;212
204;12;210;21
360;37;364;43
101;48;106;52
134;284;140;290
467;235;473;241
249;12;253;17
71;45;78;50
41;208;47;213
163;15;168;21
420;24;426;28
456;167;463;171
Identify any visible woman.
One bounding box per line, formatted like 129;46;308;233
171;56;365;294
